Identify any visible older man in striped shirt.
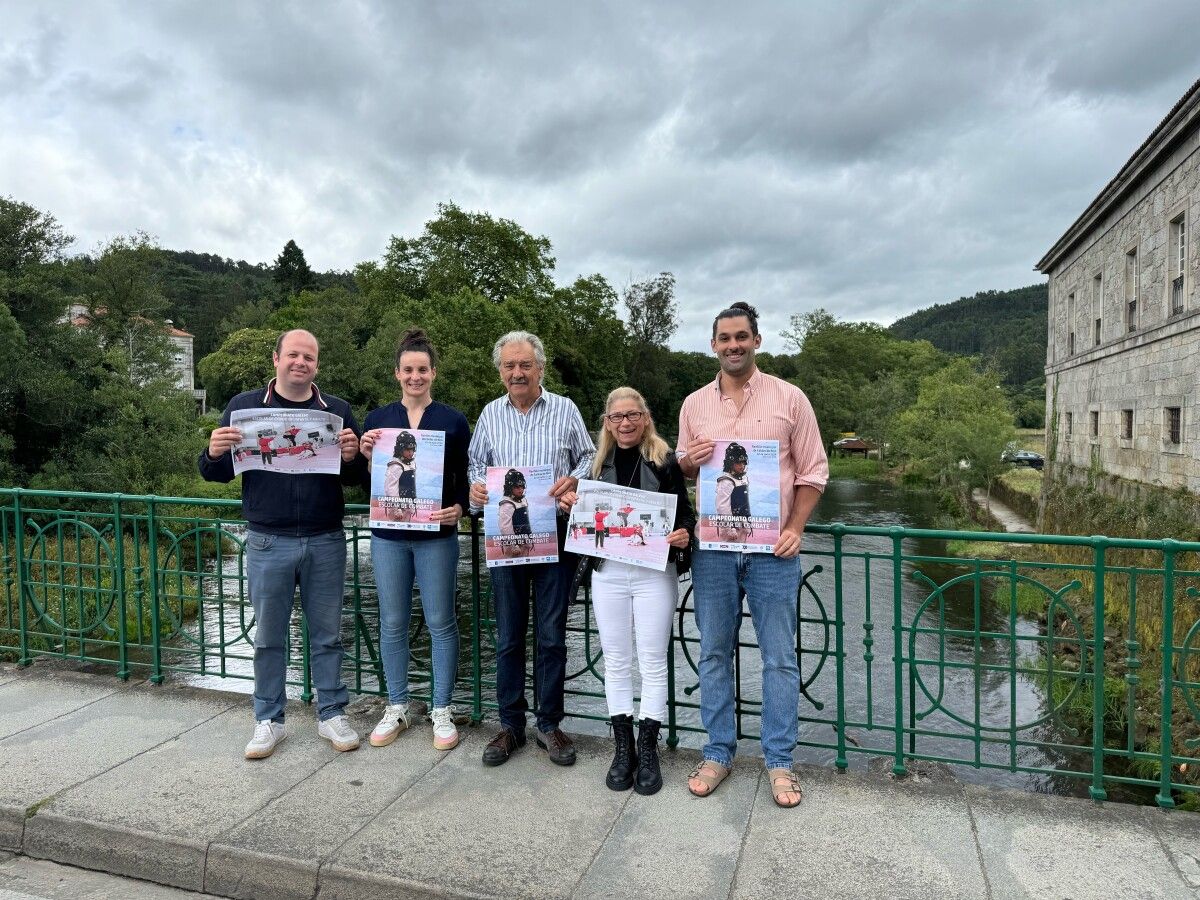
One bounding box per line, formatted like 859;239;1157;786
676;302;828;809
468;330;596;767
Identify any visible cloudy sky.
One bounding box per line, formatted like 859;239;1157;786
3;2;1199;351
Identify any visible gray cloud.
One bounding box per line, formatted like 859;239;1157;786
2;0;1198;353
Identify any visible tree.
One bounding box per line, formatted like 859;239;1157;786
197;328;277;410
80;234;175;386
780;308;836;352
892;359;1016;500
273;239;314;299
624;272;677;348
0;196;73;275
622;272;678;419
377;202;555;304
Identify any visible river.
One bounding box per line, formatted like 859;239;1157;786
177;476;1094;797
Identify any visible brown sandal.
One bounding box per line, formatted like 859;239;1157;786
687;760;731;797
768;768;803;808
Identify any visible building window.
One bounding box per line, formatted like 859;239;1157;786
1090;410;1099;438
1169;214;1187;315
1065;412;1073;438
1166;406;1182;446
1125;248;1138;332
1067;291;1075;355
1122;409;1133;441
1094;318;1101;346
1092;274;1102;344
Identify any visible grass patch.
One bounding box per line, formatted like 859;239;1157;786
828;456;884;480
998;466;1042;500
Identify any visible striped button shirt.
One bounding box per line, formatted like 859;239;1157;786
677;369;828;525
467;389;596;499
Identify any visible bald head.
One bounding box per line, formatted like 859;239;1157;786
275;329;320;355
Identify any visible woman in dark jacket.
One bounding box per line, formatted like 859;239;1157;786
562;386;695;796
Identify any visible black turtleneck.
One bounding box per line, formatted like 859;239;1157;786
613;445;641;488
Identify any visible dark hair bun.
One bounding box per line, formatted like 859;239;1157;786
395;326;440;368
730;301;758;319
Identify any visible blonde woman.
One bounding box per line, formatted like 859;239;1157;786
562;387;694;795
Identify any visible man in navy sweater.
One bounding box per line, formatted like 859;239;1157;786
199;329;365;759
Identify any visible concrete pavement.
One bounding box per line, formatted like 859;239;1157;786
0;661;1197;900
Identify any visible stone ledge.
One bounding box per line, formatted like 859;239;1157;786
23;811;208;892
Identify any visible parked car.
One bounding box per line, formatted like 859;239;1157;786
1002;448;1044;470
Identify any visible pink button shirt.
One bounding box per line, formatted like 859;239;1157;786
677;369;828;525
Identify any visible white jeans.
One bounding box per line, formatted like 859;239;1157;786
590;561;678;722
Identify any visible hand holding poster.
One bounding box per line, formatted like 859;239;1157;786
565;480;677;571
697;439;780;553
484;465;559;567
229;408;344;476
368;429;445;531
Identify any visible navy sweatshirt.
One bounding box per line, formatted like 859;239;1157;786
362;400;471;541
198;380;365;535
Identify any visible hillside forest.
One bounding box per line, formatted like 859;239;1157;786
0;196;1046;501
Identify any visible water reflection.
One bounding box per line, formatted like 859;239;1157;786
173;480;1091;797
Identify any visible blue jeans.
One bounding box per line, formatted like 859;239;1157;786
690;548;802;769
371;533;460;708
246;529;349;723
488;557;573;733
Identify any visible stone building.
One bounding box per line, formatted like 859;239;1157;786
1037;78;1200;493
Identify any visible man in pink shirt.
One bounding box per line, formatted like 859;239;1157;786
676;301;828;808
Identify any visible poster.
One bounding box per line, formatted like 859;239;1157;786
697;439;780;553
565;480;677;571
368;428;445;531
229;408;343;476
484;465;559;567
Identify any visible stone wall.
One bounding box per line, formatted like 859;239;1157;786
1044;127;1200;494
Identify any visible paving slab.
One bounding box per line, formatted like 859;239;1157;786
0;681;234;855
965;784;1193;899
0;671;124;741
204;709;448;900
574;749;758;899
732;765;988;900
1146;805;1200;891
321;729;631;900
23;701;361;894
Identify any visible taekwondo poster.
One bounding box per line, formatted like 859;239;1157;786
697;439;780;553
565;480;677;572
229;409;343;476
368;428;445;531
484;465;559;567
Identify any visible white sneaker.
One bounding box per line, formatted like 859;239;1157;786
245;720;286;759
369;703;412;747
317;715;361;752
431;706;460;751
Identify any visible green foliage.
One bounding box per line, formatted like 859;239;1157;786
828;456;883;480
0;196;73;274
892;359;1016;494
273;239;315;299
789;308;951;448
196;327;277;410
1;210;201;492
888;283;1048;427
372;202;555;304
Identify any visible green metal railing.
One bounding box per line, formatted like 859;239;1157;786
2;487;1199;807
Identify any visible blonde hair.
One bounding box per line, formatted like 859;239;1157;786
591;386;670;478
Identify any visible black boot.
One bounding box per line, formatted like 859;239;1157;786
635;717;663;795
606;714;635;791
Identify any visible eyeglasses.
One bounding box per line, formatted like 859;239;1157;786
604;411;645;424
